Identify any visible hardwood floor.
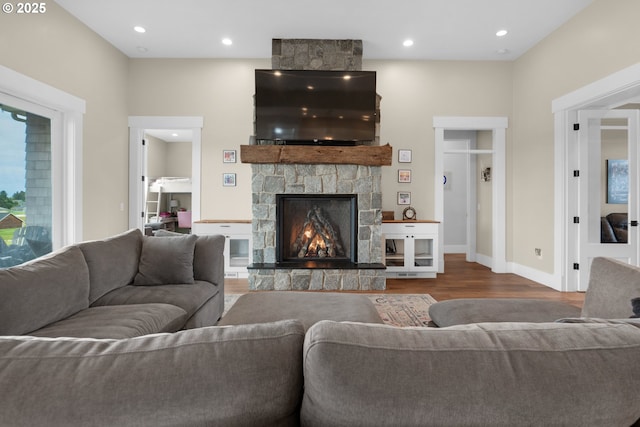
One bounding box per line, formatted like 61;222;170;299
225;254;585;308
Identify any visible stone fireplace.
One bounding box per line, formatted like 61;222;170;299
241;38;391;291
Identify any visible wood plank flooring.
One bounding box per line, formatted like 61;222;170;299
225;254;585;308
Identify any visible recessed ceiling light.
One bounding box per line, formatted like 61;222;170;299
496;29;508;37
222;38;233;46
134;26;146;33
497;48;510;55
171;133;179;137
136;46;148;53
403;39;414;47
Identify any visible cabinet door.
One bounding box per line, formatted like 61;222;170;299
384;234;407;271
412;236;436;271
228;236;250;268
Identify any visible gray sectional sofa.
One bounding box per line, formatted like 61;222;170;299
2;246;640;425
0;228;225;338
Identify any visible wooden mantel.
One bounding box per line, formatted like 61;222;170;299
240;143;392;166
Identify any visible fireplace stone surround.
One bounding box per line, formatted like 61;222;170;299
243;38;390;291
247;162;386;291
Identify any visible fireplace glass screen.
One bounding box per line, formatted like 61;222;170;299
277;194;357;264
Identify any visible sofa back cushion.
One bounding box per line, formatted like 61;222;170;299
0;320;305;426
0;246;90;335
134;234;198;285
78;228;143;304
582;257;640;318
302;320;640;427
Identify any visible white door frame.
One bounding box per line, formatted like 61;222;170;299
0;65;85;247
434;116;508;273
128;116;203;231
553;62;640;292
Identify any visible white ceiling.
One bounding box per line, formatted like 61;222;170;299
54;0;593;61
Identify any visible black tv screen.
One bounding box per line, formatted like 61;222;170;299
255;69;376;144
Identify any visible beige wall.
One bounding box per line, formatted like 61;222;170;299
511;0;640;273
364;60;512;220
0;2;130;240
2;0;640;281
128;59;269;220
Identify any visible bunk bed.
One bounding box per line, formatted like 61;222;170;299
145;177;192;231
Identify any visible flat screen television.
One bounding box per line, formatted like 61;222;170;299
254;69;376;145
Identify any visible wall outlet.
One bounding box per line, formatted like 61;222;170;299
534;248;542;257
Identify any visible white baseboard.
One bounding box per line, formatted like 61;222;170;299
466;254;561;292
508;261;561;291
444;244;467;254
475;253;492;269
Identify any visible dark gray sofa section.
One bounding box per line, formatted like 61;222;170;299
0;228;225;338
0;320;305;427
301;319;640;427
429;257;640;327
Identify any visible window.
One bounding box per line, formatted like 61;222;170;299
0;102;52;267
0;66;85;267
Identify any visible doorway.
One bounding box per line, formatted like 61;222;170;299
443;139;474;256
576;109;639;290
128;116;203;232
553;62;640;292
434;116;508;274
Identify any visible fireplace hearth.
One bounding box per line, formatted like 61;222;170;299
277;194;357;266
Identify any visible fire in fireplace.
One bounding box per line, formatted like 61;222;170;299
276;194;357;265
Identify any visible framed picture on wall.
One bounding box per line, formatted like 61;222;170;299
223;150;236;163
607;159;628;204
223;173;236;187
397;191;411;205
398;149;412;163
398;169;411;183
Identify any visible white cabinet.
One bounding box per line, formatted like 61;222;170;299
382;221;439;278
192;221;252;278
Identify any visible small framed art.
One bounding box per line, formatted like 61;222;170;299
397;191;411;205
223;150;237;163
398;169;411;183
607;159;628;204
398;149;412;163
223;173;236;187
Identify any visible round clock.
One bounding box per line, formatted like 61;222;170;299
402;206;417;220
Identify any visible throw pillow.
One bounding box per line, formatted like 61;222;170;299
134;234;198;285
631;297;640;318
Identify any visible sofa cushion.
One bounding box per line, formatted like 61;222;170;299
77;228;143;303
0;246;89;335
30;304;188;339
134;234;197;286
582;257;640;318
301;320;640;426
0;320;305;426
92;281;218;320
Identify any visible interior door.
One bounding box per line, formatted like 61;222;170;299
578;109;640;290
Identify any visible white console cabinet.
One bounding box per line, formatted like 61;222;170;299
192;220;252;278
382;221;439;278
